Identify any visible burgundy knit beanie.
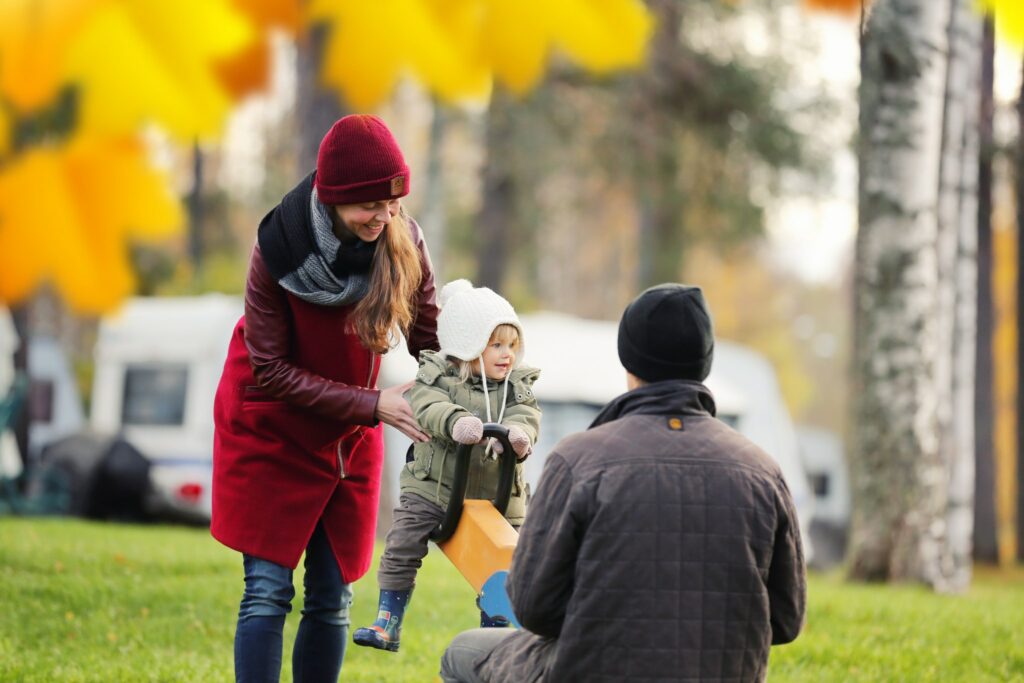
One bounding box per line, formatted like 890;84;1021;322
314;115;411;205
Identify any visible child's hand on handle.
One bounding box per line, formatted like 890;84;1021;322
451;416;484;444
482;426;531;459
507;425;532;460
375;381;430;443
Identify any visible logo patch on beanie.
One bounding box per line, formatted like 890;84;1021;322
390;176;405;196
667;417;684;431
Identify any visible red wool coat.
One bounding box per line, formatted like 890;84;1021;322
212;228;438;582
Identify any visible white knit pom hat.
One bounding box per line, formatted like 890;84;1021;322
436;279;524;365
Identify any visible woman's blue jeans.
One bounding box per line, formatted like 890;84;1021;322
234;522;353;683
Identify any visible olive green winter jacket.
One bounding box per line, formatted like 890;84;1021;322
399;350;541;525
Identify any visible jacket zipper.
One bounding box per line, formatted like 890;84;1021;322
337;439;346;479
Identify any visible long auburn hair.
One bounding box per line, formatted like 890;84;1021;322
352;208;422;353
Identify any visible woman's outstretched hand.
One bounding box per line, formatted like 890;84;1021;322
375;381;429;443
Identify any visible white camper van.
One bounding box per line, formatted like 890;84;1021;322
378;312;815;554
88;294;242;521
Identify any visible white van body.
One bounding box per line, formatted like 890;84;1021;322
90;294;243;520
0;308;21;478
27;336;86;461
378;312;815;555
797;426;848;567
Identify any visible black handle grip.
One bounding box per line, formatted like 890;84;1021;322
429;423;517;543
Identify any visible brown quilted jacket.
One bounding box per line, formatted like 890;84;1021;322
476;380;806;683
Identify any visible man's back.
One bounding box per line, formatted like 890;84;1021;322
478;381;806;683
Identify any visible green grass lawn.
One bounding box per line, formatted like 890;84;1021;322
1;518;1022;682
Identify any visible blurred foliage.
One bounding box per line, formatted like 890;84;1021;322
683;243;849;433
307;0;652;108
0;0;652;315
471;0;834;305
0;0;259;314
979;0;1024;49
0;0;252;135
0;136;181;312
157;252;249;298
801;0;863;14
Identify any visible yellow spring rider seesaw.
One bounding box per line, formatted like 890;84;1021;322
430;423;521;627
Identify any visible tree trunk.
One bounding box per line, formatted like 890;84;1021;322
632;0;684;289
973;17;996;563
297;22;347;175
850;0;981;591
475;90;516;292
941;0;982;587
419;103;448;281
188;142;204;276
9;303;29;487
1017;55;1024;561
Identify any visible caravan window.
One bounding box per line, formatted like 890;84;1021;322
718;413;740;429
29;380;54;424
534;401;602;453
122;364;188;426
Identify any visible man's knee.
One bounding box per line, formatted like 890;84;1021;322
440;628;514;683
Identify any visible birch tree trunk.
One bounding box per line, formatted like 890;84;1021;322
941;0;981;588
851;0;981;591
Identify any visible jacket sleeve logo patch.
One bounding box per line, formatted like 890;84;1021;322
667;417;684;431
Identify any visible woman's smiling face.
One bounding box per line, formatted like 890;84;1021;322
333;199;400;242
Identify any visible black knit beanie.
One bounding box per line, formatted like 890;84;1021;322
617;284;714;383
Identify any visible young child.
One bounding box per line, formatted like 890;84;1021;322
352;279;541;653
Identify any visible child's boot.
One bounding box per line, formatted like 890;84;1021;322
352;589;411;652
479;610;510;628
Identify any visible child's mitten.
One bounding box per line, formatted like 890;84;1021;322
507;425;532;460
452;416;484;444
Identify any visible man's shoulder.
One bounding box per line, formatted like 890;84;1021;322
552;412;786;481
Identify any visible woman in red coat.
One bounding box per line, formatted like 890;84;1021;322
211;115;439;683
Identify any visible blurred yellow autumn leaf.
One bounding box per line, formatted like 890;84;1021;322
0;136;181;313
216;0;302;99
308;0;491;109
0;106;9;157
0;0;94;112
978;0;1024;48
66;0;253;140
0;0;253;140
308;0;652;108
800;0;864;14
482;0;652;93
229;0;302;32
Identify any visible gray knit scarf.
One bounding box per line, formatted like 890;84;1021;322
257;172;375;307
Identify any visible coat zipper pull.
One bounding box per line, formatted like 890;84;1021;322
337;440;346;479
